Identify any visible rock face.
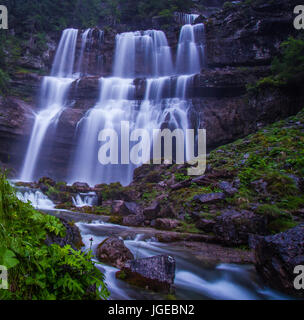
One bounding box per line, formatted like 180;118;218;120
96;237;134;269
205;0;297;68
117;255;176;293
255;224;304;297
3;0;304;182
213;210;268;246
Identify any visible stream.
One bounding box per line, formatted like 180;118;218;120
76;220;290;300
15;185;291;300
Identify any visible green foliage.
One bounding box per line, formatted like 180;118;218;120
0;171;109;300
174;172;190;182
248;37;304;92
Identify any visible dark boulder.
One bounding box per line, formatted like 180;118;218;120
143;201;161;220
255;224;304;297
96;237;134;269
214;210;268;246
117;254;176;293
112;200;139;216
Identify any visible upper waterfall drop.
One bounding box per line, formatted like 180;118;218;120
20;28;79;182
113;30;174;78
51;28;78;77
176;23;205;74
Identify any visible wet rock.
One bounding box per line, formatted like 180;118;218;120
193;192;225;203
38;177;56;187
143;201;161;220
112;200;139;216
214;210;268;246
123;214;145;227
196;219;215;233
72;182;91;192
255;224;304;297
218;181;238;195
155;218;180;231
117;254;176;293
45;217;84;250
96;237;134;269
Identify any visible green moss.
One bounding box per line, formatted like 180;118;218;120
256;204;288;219
108;215;123;225
268;218;298;234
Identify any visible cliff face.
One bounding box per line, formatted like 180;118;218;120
1;0;303;180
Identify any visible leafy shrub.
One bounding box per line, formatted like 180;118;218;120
0;171;109;300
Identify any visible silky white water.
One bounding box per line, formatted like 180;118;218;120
16;188;55;210
76;220;290;300
70;24;204;186
20;28;78;181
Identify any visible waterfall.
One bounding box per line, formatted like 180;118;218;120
76;28;104;76
70;77;136;186
69;23;205;186
20;28;78;182
72;192;97;207
51;28;78;78
16;188;55;210
76;28;91;76
176;24;205;74
113;30;173;78
174;12;199;25
20;22;205;186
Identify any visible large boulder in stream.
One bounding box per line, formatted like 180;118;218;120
116;255;176;293
213;210;268;246
255;224;304;297
96;237;134;269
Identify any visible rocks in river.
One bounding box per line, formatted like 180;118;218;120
143;201;161;220
72;182;90;192
213;210;268;246
254;224;304;297
193;192;225;203
96;237;134;269
116;254;176;293
155;218;180;231
38;177;56;187
123;214;145;227
112;200;139;216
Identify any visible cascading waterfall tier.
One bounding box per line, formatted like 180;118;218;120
70;24;204;186
20;28;78;181
20;22;205;186
113;30;174;78
174;12;199;25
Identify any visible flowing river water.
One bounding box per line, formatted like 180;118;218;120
13;184;292;300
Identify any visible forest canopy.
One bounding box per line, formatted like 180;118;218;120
2;0;194;34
